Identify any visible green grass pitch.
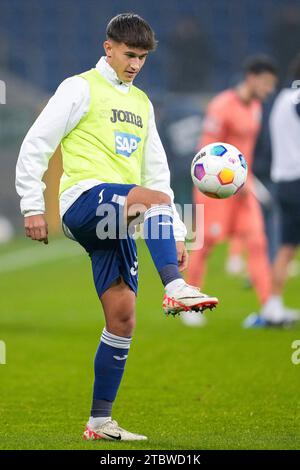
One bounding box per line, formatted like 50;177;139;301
0;237;299;450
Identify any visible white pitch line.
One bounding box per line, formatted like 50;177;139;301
0;238;84;274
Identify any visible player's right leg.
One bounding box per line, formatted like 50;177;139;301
84;278;147;442
126;186;218;316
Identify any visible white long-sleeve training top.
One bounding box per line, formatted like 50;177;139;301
16;56;187;241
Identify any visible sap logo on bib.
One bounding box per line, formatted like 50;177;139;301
115;131;141;157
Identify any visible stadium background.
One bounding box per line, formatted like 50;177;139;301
0;0;299;450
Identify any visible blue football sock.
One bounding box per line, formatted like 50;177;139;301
91;328;131;418
143;205;182;286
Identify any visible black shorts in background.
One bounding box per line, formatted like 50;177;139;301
276;179;300;246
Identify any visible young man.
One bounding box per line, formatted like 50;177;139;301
267;52;300;325
16;13;218;441
184;56;284;328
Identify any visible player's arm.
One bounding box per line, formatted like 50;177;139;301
16;77;89;244
141;101;188;271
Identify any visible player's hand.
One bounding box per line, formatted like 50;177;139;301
176;241;188;272
24;214;48;245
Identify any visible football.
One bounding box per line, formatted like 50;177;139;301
191;142;248;199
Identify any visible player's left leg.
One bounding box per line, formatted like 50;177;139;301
84;223;148;440
84;277;147;442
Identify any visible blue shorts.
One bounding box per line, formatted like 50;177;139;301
276;179;300;246
63;183;138;297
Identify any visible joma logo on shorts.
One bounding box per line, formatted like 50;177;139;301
110;109;143;128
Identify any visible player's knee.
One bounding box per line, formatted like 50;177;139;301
120;315;136;336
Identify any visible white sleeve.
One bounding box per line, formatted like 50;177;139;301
15;76;90;215
141;101;187;241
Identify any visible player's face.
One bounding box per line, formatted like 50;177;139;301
104;40;148;83
248;72;277;101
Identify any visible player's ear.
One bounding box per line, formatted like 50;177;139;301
103;40;112;58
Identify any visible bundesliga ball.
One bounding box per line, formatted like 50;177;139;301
191;142;248;199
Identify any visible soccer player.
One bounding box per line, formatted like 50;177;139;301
15;13;218;441
266;52;300;325
183;56;281;327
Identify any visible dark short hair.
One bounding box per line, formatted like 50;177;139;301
106;13;158;51
243;55;278;76
288;52;300;80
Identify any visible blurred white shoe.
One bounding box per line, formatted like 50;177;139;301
287;260;300;278
282;307;300;322
242;312;297;328
260;298;300;326
180;310;207;327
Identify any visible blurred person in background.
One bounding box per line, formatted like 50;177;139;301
183;56;296;328
225;95;280;279
265;52;300;325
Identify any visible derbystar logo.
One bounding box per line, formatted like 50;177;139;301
115;131;141;157
110;108;143;128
